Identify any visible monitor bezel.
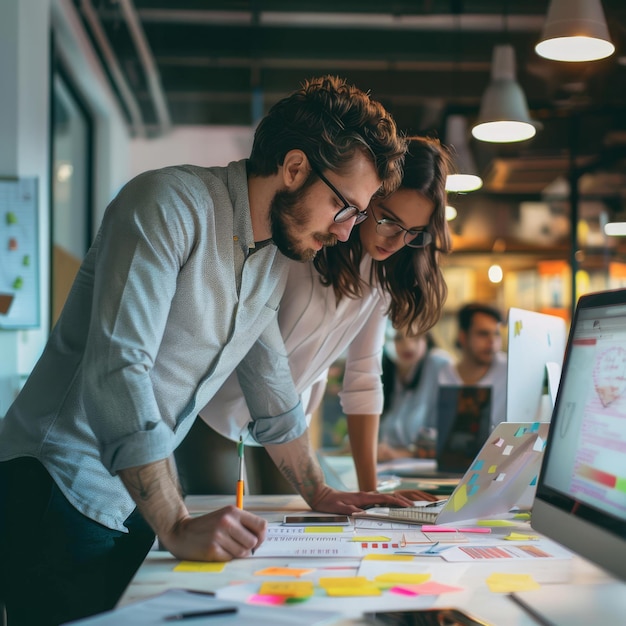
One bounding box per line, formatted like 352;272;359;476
532;287;626;581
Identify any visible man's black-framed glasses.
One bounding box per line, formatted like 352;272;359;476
370;204;433;248
310;164;368;224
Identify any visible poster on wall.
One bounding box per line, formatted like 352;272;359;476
0;177;39;329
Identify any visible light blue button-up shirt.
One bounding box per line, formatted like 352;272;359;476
0;160;306;531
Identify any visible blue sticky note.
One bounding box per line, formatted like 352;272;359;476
472;460;484;471
514;427;527;437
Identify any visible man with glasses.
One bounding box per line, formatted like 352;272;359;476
181;136;451;500
0;75;408;626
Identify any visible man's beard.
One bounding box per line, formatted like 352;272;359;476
269;186;338;262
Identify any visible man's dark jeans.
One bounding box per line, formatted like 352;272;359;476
0;458;155;626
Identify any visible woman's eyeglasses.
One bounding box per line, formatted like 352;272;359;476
370;205;432;248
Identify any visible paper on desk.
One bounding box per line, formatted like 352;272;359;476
64;588;338;625
252;534;362;557
440;539;573;562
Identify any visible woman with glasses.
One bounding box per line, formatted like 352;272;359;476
177;136;452;497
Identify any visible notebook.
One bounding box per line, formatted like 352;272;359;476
355;421;549;526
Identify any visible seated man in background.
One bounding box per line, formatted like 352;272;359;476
438;302;507;430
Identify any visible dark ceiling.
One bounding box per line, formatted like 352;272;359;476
70;0;626;198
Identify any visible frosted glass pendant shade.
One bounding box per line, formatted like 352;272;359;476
444;115;483;192
472;45;536;143
536;0;615;62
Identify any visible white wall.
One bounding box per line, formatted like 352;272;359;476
0;0;132;414
0;0;253;415
51;0;131;230
0;0;50;414
129;126;254;178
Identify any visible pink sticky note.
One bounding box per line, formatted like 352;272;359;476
458;527;492;533
248;594;286;606
421;525;456;532
397;581;464;595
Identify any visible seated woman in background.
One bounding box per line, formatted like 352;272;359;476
377;328;453;461
176;136;452;496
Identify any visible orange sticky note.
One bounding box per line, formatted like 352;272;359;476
254;566;314;577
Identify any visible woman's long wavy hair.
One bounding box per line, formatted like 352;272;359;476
313;136;453;335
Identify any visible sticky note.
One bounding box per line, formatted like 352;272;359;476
304;526;343;533
375;573;430;585
325;585;381;597
504;532;539;541
351;536;391;542
476;519;516;527
451;484;468;512
391;581;464;596
258;581;314;598
254;566;313;577
248;594;286;606
173;561;225;572
318;576;368;588
503;445;514;456
488;465;497;474
362;554;414;561
486;573;540;593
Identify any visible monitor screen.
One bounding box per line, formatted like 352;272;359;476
532;288;626;581
506;307;567;423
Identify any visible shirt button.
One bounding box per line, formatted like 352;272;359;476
233;236;239;242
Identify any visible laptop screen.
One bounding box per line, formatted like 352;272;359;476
436;386;492;474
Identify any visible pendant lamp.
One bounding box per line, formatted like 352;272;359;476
445;115;483;193
535;0;615;62
471;45;536;143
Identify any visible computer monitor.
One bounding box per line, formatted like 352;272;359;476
506;307;567;423
532;288;626;581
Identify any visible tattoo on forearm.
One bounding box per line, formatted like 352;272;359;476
278;455;324;501
126;466;159;501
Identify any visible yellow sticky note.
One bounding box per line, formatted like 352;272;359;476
476;519;516;527
303;526;343;533
362;554;415;561
325;585;381;597
318;576;368;589
486;573;540;593
258;581;314;598
514;512;532;520
503;532;539;541
375;573;431;585
351;536;391;542
451;484;468;512
488;465;497;474
254;566;314;577
173;561;226;573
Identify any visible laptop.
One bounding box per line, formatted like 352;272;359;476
377;386;492;480
356;420;549;526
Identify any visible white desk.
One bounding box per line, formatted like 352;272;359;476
117;495;621;625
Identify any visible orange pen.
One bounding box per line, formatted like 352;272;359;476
236;436;244;509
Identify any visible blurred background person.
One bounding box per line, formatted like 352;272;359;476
377;327;452;461
438;302;507;430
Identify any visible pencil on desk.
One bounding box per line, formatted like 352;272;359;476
236;436;244;509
